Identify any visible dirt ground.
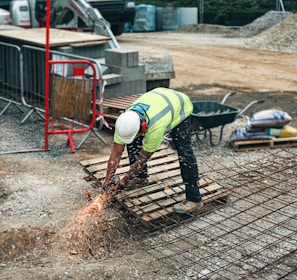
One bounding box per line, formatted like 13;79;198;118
1;13;297;280
120;30;297;95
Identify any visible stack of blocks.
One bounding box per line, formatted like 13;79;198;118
104;49;147;98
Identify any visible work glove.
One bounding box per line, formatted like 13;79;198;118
102;176;125;193
102;183;110;191
117;183;125;192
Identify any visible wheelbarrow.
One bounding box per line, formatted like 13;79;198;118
191;91;265;146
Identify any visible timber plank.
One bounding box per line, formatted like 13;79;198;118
134;195;183;216
93;160;179;180
117;175;213;202
141;189;233;222
147;154;178;167
232;137;297;152
101;94;142;126
118;176;183;199
123;185;184;208
103;94;141;108
81;144;172;176
121;181;224;214
87;156;130;174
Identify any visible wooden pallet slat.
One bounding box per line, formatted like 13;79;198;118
101;94;142;119
93;159;179;181
121;179;220;211
124;185;185;208
140;188;233;223
80;144;171;169
83;144;172;180
115;177;232;231
118;176;183;199
134;195;183;216
232;137;297;152
120;180;227;215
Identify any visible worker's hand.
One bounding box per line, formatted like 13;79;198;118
103;175;124;193
120;175;129;188
117;183;125;191
102;183;110;191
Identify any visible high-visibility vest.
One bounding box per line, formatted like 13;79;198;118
115;87;193;152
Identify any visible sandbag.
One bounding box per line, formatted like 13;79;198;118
247;109;292;128
230;127;275;142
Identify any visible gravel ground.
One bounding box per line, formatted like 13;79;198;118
1;10;297;280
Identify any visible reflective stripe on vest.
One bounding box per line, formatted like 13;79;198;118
148;89;186;130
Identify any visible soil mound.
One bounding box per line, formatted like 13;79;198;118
177;23;235;36
176;10;292;38
176;10;297;52
235;10;293;37
246;12;297;52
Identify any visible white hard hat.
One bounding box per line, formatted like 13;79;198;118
115;111;140;144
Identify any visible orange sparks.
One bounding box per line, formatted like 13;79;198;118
76;186;116;227
82;193;108;216
84;190;92;201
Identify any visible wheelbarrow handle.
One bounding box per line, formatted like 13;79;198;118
237;99;265;118
221;91;237;104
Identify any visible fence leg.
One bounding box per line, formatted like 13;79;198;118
67;131;75;153
0;101;12;115
77;128;107;150
0;101;24;116
21;108;45;124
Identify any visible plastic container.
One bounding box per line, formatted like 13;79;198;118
162;5;181;30
133;5;156;32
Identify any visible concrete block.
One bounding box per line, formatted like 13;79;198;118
108;65;146;81
104;79;146;99
103;73;123;86
105;49;139;67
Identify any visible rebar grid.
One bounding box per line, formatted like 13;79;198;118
138;148;297;279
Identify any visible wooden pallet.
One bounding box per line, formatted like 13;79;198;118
232;137;297;152
80;145;232;232
116;177;232;232
80;144;179;181
96;94;142;128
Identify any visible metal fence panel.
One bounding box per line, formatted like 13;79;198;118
0;42;107;154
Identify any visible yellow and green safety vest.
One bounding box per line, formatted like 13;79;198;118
114;87;193;152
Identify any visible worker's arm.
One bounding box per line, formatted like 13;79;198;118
120;148;153;186
104;143;125;185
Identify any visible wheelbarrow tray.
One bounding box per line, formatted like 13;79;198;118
192;101;240;129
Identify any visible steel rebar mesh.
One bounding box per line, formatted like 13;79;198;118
134;147;297;279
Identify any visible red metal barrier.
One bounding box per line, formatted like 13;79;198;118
47;60;98;153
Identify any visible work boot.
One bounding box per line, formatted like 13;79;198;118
126;178;149;189
173;200;204;214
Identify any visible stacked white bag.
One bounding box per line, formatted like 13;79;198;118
247;109;297;138
230;109;297;142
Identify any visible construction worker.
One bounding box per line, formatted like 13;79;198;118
103;87;203;214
